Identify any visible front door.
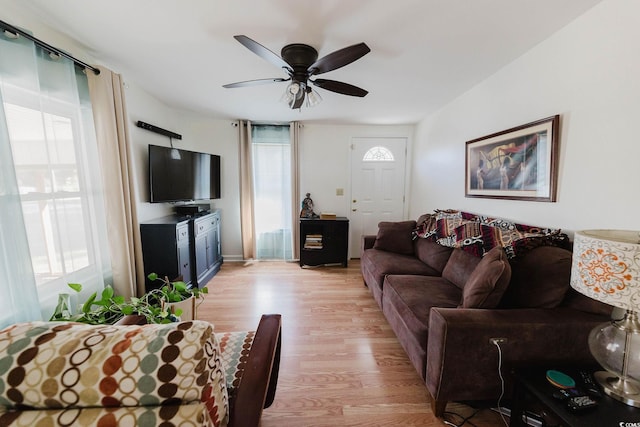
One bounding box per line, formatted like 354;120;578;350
349;137;407;258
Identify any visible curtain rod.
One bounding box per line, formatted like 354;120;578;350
0;19;100;75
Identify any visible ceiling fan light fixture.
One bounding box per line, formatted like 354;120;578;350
225;36;369;110
281;81;306;108
306;87;322;108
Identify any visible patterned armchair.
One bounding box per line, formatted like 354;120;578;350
0;315;281;427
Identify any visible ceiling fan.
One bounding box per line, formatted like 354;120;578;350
223;35;370;109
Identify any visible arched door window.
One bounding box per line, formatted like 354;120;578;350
363;146;394;161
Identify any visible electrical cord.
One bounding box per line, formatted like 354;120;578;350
442;407;480;427
492;340;509;427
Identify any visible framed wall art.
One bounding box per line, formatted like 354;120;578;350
465;115;560;202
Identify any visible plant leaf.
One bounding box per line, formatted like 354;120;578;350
101;286;114;301
68;283;83;293
148;272;158;281
82;293;97;313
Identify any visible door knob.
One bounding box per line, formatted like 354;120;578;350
352;209;357;212
353;200;357;203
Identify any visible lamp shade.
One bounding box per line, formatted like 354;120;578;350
570;230;640;310
570;230;640;406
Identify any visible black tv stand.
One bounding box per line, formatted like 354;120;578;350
140;210;222;291
175;203;211;216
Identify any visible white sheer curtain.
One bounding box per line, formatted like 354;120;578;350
239;122;299;261
0;28;111;327
251;124;293;260
0;92;41;326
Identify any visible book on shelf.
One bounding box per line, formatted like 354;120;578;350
304;234;323;249
304;244;323;250
304;242;323;249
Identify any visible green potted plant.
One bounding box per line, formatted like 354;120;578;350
49;274;207;325
50;283;176;324
145;273;208;321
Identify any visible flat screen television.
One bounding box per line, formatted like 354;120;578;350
148;144;221;203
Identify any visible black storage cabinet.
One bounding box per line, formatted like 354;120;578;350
140;216;192;291
140;210;223;292
299;217;349;267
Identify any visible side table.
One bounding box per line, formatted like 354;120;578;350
510;368;640;427
299;217;349;267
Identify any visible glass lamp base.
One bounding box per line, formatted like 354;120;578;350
594;371;640;408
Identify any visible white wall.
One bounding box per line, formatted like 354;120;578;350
410;0;640;234
299;124;415;217
115;85;418;262
124;83;243;260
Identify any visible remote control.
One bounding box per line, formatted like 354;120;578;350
566;395;598;412
552;387;585;401
578;370;603;398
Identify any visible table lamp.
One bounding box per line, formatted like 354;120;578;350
570;230;640;407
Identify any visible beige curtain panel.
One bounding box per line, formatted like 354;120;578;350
239;120;256;260
87;67;143;298
290;122;301;260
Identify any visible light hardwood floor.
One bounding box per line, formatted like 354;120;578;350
198;260;507;427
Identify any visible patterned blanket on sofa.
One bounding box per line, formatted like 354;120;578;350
414;209;569;259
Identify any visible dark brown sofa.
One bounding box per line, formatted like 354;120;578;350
360;216;612;417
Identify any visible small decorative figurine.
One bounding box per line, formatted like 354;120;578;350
300;193;319;218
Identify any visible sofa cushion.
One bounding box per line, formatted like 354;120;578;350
0;321;229;426
500;246;572;309
361;248;441;308
460;246;512;308
441;248;483;290
361;248;440;283
382;275;461;378
414;238;453;273
562;288;614;316
373;220;417;255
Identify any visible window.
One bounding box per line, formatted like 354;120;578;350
251;125;293;260
0;33;110;325
363;146;394;161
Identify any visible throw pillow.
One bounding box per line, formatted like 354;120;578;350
373;220;417;255
500;245;571;308
460;246;512;309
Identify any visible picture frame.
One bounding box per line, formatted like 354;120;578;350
465;115;560;202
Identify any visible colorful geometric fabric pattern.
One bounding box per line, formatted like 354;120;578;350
0;401;212;427
414;209;569;259
217;330;255;400
0;321;229;427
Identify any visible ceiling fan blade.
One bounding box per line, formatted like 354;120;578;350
312;79;368;97
234;35;292;71
223;77;289;89
308;42;370;75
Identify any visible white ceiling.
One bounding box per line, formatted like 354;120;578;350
12;0;602;125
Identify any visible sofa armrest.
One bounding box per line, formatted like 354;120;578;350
361;235;376;252
426;307;607;405
228;314;281;427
